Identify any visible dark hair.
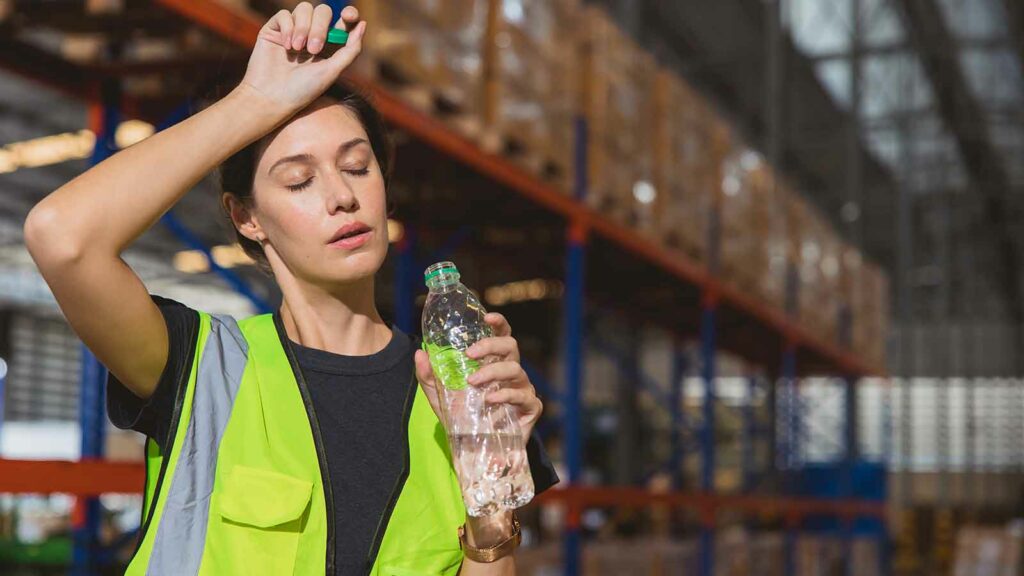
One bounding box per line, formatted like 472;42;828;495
219;82;394;275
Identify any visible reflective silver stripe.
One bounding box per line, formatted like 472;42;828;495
147;314;248;575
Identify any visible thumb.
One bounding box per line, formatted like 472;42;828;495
414;349;437;388
327;20;366;72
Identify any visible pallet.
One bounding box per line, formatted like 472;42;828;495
355;51;481;131
478;128;571;191
662;227;706;264
352;0;485;138
480;0;578;194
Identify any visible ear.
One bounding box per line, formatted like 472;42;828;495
222;192;265;243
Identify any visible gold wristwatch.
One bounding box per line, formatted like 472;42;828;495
458;513;521;563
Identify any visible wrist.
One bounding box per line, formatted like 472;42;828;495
460;511;521;564
464;510;514;549
223;82;296;132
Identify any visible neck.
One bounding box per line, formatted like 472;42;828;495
277;273;392;357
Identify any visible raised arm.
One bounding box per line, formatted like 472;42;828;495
24;3;365;399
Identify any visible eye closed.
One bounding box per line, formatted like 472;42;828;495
343;166;370;177
286;178;313;192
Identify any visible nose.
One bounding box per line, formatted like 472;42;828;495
325;172;359;214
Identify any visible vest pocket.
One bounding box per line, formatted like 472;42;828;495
216;465;313;574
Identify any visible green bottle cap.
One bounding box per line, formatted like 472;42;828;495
327;28;349;45
424;263;459;282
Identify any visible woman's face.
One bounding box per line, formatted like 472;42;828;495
249;98;389;287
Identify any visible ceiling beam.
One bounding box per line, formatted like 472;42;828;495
0;36;93;101
895;0;1024;329
1002;0;1024;83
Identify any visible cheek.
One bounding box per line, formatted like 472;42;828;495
263;195;322;244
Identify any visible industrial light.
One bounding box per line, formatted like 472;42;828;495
387;219;405;243
211;244;254;268
0;130;95;174
484;279;564;306
722;174;741;197
172;251;210;274
115;120;155;149
173;243;254;274
632;180;656;205
740;150;762;172
0;119;156;174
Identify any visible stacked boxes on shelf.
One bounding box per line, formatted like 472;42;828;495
578;5;658;227
839;245;865;349
718;139;788;309
653;71;725;262
482;0;578;192
353;0;487;133
348;0;888;366
858;261;891;367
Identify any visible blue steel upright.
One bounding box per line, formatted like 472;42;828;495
670;345;688;489
563;223;585;576
72;88;120;576
742;375;757;492
842;376;857;576
781;344;798;576
562;115;588;576
394;225;416;334
699;293;717;576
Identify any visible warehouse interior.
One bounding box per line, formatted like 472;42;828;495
0;0;1022;574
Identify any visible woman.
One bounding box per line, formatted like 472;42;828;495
24;4;557;574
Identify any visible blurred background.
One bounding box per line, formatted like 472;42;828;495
0;0;1021;574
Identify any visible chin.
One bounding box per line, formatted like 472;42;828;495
320;250;386;283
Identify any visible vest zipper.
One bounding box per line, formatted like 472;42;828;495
362;372;418;573
274;314;337;576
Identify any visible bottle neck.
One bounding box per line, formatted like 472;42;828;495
427;279;458;293
426;272;460;292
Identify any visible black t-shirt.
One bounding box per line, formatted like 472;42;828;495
107;296;559;575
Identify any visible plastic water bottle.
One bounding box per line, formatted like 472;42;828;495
421;261;534;516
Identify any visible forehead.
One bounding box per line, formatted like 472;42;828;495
257;99;369;162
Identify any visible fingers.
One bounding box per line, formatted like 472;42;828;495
484;313;512;337
291;2;314;52
326;19;365;68
339;5;360;30
466;361;528;388
485;387;542;416
264;9;294;47
466;336;520;363
306;3;334;55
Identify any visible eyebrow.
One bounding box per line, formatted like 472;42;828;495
267;138;370;175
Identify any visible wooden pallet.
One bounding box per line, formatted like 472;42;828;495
478;127;571;191
352;0;485;138
355;51;482;133
662;226;706;264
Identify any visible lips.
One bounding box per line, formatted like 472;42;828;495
328;222;372;244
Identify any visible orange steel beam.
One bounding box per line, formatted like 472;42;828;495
536;487;887;520
0;459;886;521
153;1;883;378
0;459;146;496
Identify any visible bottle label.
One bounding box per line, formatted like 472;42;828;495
426;344;479;391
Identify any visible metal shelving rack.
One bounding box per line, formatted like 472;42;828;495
0;1;889;575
